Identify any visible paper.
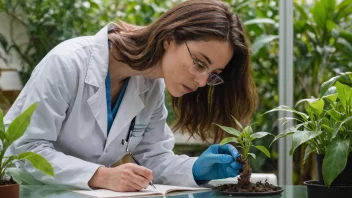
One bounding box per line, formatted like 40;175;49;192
72;184;210;197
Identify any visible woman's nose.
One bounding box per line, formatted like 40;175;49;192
194;74;208;87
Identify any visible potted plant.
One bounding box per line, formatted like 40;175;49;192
266;72;352;197
0;102;54;198
212;116;283;196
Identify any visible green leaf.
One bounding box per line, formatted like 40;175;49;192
323;0;336;18
248;153;256;160
323;86;337;96
303;145;314;164
214;124;241;137
326;20;338;31
295;98;324;116
219;137;238;145
320;72;352;96
244;18;276;26
339;29;352;43
251;35;278;55
250;132;273;140
265;105;309;120
327;109;344;121
312;1;327;29
5;168;43;185
294;20;307;33
18;152;54;177
254;145;271;158
335;81;352;109
245;125;253;134
337;0;352;10
230;115;243;130
275;123;307;146
278;117;299;126
335;0;352;21
323;93;338;104
6;102;38;145
332;116;352;139
290;130;323;155
243;126;251;139
309;98;325;116
322;138;350;187
269;130;295;147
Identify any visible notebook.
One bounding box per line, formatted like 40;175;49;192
72;184;210;197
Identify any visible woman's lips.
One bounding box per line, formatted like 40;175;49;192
183;85;195;93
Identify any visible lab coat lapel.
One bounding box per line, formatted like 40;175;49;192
105;76;147;148
87;86;108;139
85;23;112;138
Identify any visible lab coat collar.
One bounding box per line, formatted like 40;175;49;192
85;23;149;94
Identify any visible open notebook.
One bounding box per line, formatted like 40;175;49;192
72;184;210;197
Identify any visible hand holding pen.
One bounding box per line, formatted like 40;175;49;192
129;152;157;189
119;117;156;190
88;162;155;192
121;117;156;189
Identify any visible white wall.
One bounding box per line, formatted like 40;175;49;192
0;12;28;89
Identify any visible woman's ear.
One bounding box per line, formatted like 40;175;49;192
163;36;174;50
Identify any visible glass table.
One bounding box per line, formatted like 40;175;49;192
20;185;308;198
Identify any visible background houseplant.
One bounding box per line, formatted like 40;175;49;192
266;72;352;191
0;102;54;198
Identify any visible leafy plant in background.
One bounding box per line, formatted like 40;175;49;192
266;72;352;187
292;0;352;183
215;116;273;187
294;0;352;98
0;102;54;185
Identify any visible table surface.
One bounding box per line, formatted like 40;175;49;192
20;185;308;198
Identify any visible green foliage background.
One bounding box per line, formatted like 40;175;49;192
0;0;351;184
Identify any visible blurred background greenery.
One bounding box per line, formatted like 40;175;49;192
0;0;351;184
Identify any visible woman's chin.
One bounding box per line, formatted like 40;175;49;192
167;88;184;98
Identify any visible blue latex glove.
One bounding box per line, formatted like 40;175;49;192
192;144;242;182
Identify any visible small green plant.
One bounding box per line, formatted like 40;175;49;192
267;72;352;187
214;116;274;187
0;102;54;185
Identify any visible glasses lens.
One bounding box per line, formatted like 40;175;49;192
207;73;224;86
189;63;207;76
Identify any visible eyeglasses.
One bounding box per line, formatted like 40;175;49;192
185;41;224;86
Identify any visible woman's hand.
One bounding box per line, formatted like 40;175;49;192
192;144;242;183
88;163;153;192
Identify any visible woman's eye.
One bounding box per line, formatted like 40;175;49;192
195;60;205;68
194;62;205;72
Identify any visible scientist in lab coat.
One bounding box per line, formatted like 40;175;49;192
4;0;257;192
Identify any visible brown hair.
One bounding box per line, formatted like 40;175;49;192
109;0;257;143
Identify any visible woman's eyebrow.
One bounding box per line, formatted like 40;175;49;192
197;51;212;65
196;51;225;71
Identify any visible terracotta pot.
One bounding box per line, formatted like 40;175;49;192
0;184;19;198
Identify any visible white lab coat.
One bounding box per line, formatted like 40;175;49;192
4;23;198;189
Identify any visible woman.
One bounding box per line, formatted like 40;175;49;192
4;0;257;192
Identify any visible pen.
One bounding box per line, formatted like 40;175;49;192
128;152;157;189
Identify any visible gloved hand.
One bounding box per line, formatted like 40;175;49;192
192;144;242;182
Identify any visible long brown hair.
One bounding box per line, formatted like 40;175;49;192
109;0;257;143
